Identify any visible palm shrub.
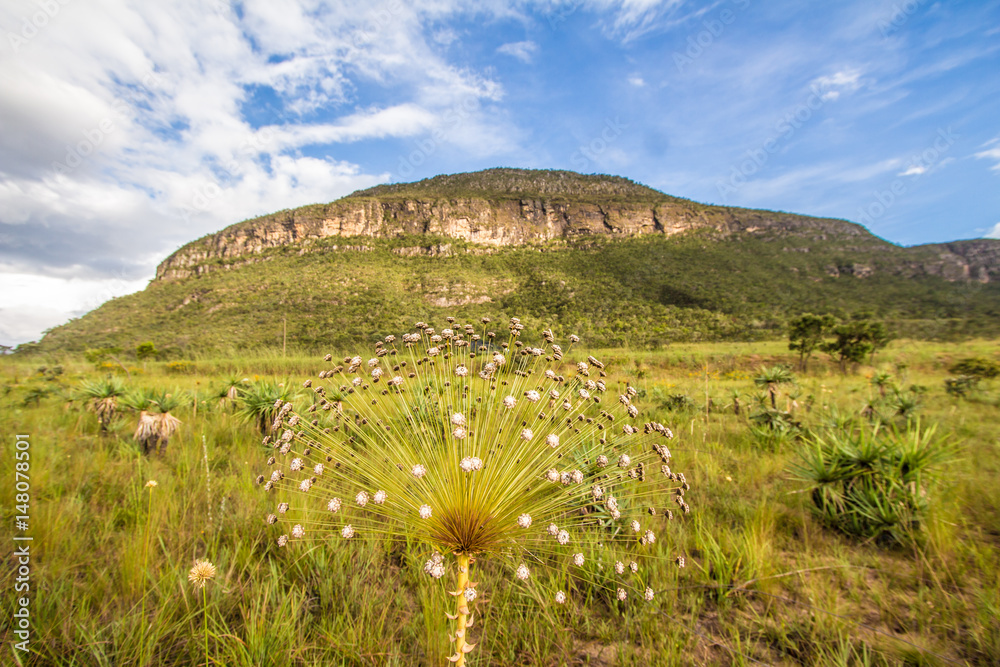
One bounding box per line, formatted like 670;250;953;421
789;420;954;545
123;388;184;455
753;365;795;409
254;317;690;664
78;376;127;432
235;378;296;434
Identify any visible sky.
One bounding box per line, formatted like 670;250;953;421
1;0;999;347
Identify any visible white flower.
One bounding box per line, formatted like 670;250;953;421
546;434;559;448
630;561;639;573
455;365;468;377
371;367;383;379
577;362;589;374
451;412;466;426
547;523;559;537
459;456;481;472
419;504;432;519
630;520;641;533
515;564;530;580
545;370;556;379
341;524;354;539
390;376;403;386
356;491;369;507
628;404;639;418
367;358;378;368
592;484;603;500
644;530;656;544
291;524;305;538
277;535;288;547
596;455;608;468
493;353;506;366
615;561;625;575
464;587;477;602
503;395;517;409
327;498;341;512
578;388;590;399
555;590;566;604
313;463;324;476
573;553;584;566
617;588;627;601
517;513;532;528
521;428;533;441
453;426;467;440
644;587;655;601
412;464;426;478
427;346;439;356
569;335;580;343
430;334;442;343
298;479;312;492
277;502;289;514
618;454;631;468
549;389;560;399
557;530;570;545
290;458;303;471
546;468;560;483
373;490;387;504
352;377;362;387
627;386;638;397
571;470;584;484
525;390;541;403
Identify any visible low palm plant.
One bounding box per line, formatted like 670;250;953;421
789;419;954;545
753;365;795;410
123;388;184;455
235;378;296;434
78;376;126;432
256;318;690;664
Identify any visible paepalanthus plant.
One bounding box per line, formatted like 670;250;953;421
256;317;690;664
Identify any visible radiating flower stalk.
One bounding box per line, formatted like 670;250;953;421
256;317;691;664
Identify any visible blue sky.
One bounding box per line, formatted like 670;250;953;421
1;0;998;346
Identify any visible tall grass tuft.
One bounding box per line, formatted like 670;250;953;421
255;317;691;664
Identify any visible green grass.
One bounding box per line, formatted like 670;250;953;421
1;339;998;665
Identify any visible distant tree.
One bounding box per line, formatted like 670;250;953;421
136;341;158;361
823;319;891;373
788;313;836;371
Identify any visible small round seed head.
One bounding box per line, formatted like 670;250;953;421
644;530;656;544
644;587;655;601
573;553;585;566
630;561;638;573
618;454;631;468
327;497;342;512
453;426;467;440
373;490;387;504
266;513;277;525
356;491;369;507
277;534;288;547
525;390;540;403
546;468;560;483
676;555;685;568
515;564;530;580
341;524;355;539
277;502;289;514
617;588;627;601
298;479;312;492
313;463;324;475
455;365;468;377
557;529;570;545
630;520;641;533
571;470;584;484
555;590;566;604
521;428;533;441
547;523;559;537
503;395;517;409
578;388;591;399
517;513;532;528
419;504;432;519
291;524;305;538
615;561;625;575
464;587;477;602
451;412;466;426
145;480;158;488
628;404;639;418
412;464;427;478
596;455;609;468
546;433;559;448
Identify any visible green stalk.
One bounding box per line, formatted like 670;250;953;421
141;485;153;665
203;585;209;666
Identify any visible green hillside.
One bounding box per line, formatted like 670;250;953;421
30;229;1000;358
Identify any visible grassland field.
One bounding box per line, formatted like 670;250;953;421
1;338;998;666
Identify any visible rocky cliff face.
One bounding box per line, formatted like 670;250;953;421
155;195;872;281
153;167;999;284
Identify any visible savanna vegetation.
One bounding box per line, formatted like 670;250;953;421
2;333;998;666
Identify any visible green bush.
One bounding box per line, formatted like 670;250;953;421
789;421;954;545
165;360;197;375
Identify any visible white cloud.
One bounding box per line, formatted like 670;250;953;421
812;68;865;101
496;40;538;63
899;165;926;176
627;74;645;87
974;137;1000;173
986;222;1000;239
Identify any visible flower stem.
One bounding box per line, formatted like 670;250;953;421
141;487;153;665
203;586;209;666
453;552;470;666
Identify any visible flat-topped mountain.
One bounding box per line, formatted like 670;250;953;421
26;169;1000;355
